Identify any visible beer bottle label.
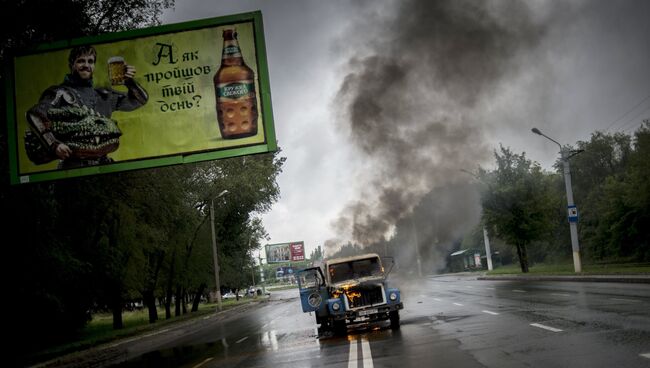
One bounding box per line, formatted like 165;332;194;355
217;81;255;99
222;41;242;58
223;45;242;58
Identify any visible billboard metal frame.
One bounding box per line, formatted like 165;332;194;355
5;11;276;184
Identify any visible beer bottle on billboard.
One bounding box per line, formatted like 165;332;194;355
214;28;258;139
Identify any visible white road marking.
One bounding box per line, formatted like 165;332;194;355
530;323;563;332
482;310;499;315
551;293;570;297
236;336;248;343
453;303;464;306
203;315;212;320
640;352;650;359
466;286;474;288
260;330;279;351
348;338;358;368
485;287;495;290
192;357;214;368
512;289;527;293
348;336;374;368
433;298;442;302
361;336;374;368
610;298;640;303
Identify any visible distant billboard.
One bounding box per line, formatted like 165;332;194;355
266;241;305;263
5;11;276;184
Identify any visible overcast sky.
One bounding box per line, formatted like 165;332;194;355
163;0;650;259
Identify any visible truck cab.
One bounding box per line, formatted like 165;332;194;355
297;253;403;335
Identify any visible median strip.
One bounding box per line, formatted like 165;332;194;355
530;323;563;332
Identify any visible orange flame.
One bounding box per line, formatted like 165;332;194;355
332;287;362;304
346;291;362;303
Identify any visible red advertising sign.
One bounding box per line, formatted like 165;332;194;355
290;242;305;261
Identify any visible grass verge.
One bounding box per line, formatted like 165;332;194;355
31;297;264;365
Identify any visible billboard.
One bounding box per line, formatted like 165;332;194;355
266;241;305;263
5;11;276;184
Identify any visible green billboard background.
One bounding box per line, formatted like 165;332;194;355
6;11;276;184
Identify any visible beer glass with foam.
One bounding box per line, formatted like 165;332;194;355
108;56;126;85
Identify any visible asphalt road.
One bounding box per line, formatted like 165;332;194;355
38;275;650;368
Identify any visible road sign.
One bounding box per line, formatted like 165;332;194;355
567;205;578;223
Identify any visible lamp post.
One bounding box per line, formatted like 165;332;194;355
210;189;229;312
531;128;582;273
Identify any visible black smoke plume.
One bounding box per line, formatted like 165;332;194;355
328;0;547;263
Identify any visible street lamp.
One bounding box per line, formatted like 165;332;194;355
210;189;229;312
531;127;582;273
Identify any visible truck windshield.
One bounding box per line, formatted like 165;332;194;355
298;269;323;290
328;258;383;284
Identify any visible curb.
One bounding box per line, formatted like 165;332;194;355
477;275;650;283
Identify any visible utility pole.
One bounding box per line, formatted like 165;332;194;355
532;128;582;272
460;169;494;271
259;251;266;296
560;147;582;273
482;227;493;271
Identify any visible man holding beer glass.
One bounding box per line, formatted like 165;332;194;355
25;45;148;169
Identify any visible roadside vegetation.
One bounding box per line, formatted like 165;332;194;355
329;124;650;277
30;297;266;366
472;123;650;273
0;3;288;365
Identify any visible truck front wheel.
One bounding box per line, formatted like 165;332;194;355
389;311;400;330
333;319;347;336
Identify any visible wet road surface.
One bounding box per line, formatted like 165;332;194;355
106;275;650;368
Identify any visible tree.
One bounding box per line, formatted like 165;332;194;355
1;1;174;359
310;245;323;262
1;3;290;364
590;122;650;261
556;131;632;260
480;146;556;272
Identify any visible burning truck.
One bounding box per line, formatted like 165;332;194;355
297;253;403;335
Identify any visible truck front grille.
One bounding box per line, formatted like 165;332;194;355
347;285;384;308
